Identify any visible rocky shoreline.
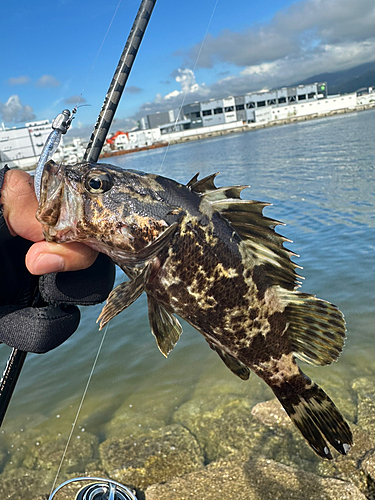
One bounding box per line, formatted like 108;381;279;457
1;374;375;499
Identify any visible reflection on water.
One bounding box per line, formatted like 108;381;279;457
0;110;374;471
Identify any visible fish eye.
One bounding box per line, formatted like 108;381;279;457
84;170;114;194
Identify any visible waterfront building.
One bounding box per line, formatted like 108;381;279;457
2;82;374;169
139;82;329;134
0;119;64;170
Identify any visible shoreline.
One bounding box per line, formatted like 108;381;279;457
100;102;375;159
12;101;375;171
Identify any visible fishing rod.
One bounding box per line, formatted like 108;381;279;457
0;350;26;426
0;0;157;429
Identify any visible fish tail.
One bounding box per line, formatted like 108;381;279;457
272;373;352;459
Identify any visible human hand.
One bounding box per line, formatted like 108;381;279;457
0;166;115;354
1;168;98;274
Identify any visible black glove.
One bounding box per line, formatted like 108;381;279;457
0;166;115;354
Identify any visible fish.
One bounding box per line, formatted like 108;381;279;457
36;159;353;460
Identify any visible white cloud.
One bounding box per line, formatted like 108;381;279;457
164;69;210;101
0;95;36;123
73;0;375;137
36;74;61;88
177;0;375;90
7;75;30;86
126;68;212;122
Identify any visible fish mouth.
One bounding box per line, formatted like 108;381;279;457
36;160;83;243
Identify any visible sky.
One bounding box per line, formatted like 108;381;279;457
1;0;375;138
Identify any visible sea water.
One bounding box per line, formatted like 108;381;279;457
0;109;374;479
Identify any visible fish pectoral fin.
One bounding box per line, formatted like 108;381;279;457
279;289;346;366
97;264;151;329
122;222;178;265
147;295;182;357
209;343;250;380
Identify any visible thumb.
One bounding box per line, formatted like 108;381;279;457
1;169;43;241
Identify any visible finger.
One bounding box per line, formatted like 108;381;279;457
26;241;98;275
1;169;43;241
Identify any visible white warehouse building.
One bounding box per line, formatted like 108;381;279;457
140;82;329;133
0;120;62;170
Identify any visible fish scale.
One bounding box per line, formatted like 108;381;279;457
36;159;352;460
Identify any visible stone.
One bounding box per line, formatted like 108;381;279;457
0;467;55;500
99;423;204;490
173;396;319;470
251;398;293;429
145;457;367;500
318;424;375;496
2;428;98;475
173;396;264;462
104;386;190;440
352;377;375;433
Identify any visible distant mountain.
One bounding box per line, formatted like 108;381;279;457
294;61;375;95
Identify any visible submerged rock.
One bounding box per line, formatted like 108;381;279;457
3;370;374;500
145;457;367;500
352;377;375;433
251;398;292;429
99;423;204;490
104;386;190;440
0;467;55;500
173;396;258;461
317;423;375;498
173;395;319;470
2;428;98;475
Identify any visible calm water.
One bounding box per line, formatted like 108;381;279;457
1;110;374;454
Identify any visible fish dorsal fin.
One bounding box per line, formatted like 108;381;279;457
147;295;182;357
212;198;302;290
187;172;219;193
186;173;200;189
187;172;249;202
188;173;302;290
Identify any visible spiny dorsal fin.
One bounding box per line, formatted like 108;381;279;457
202;185;249;202
186;173;200;189
187;172;219;193
188;173;302;290
187;172;249;202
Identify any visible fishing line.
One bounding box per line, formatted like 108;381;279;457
49;3;124;484
158;0;219;174
49;1;218;492
49;322;110;495
73;0;123;110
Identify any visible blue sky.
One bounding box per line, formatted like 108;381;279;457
1;0;375;137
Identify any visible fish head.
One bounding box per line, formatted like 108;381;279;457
36;160;174;258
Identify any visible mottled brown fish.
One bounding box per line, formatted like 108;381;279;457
37;160;352;459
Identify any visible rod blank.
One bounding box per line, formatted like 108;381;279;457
0;349;27;426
